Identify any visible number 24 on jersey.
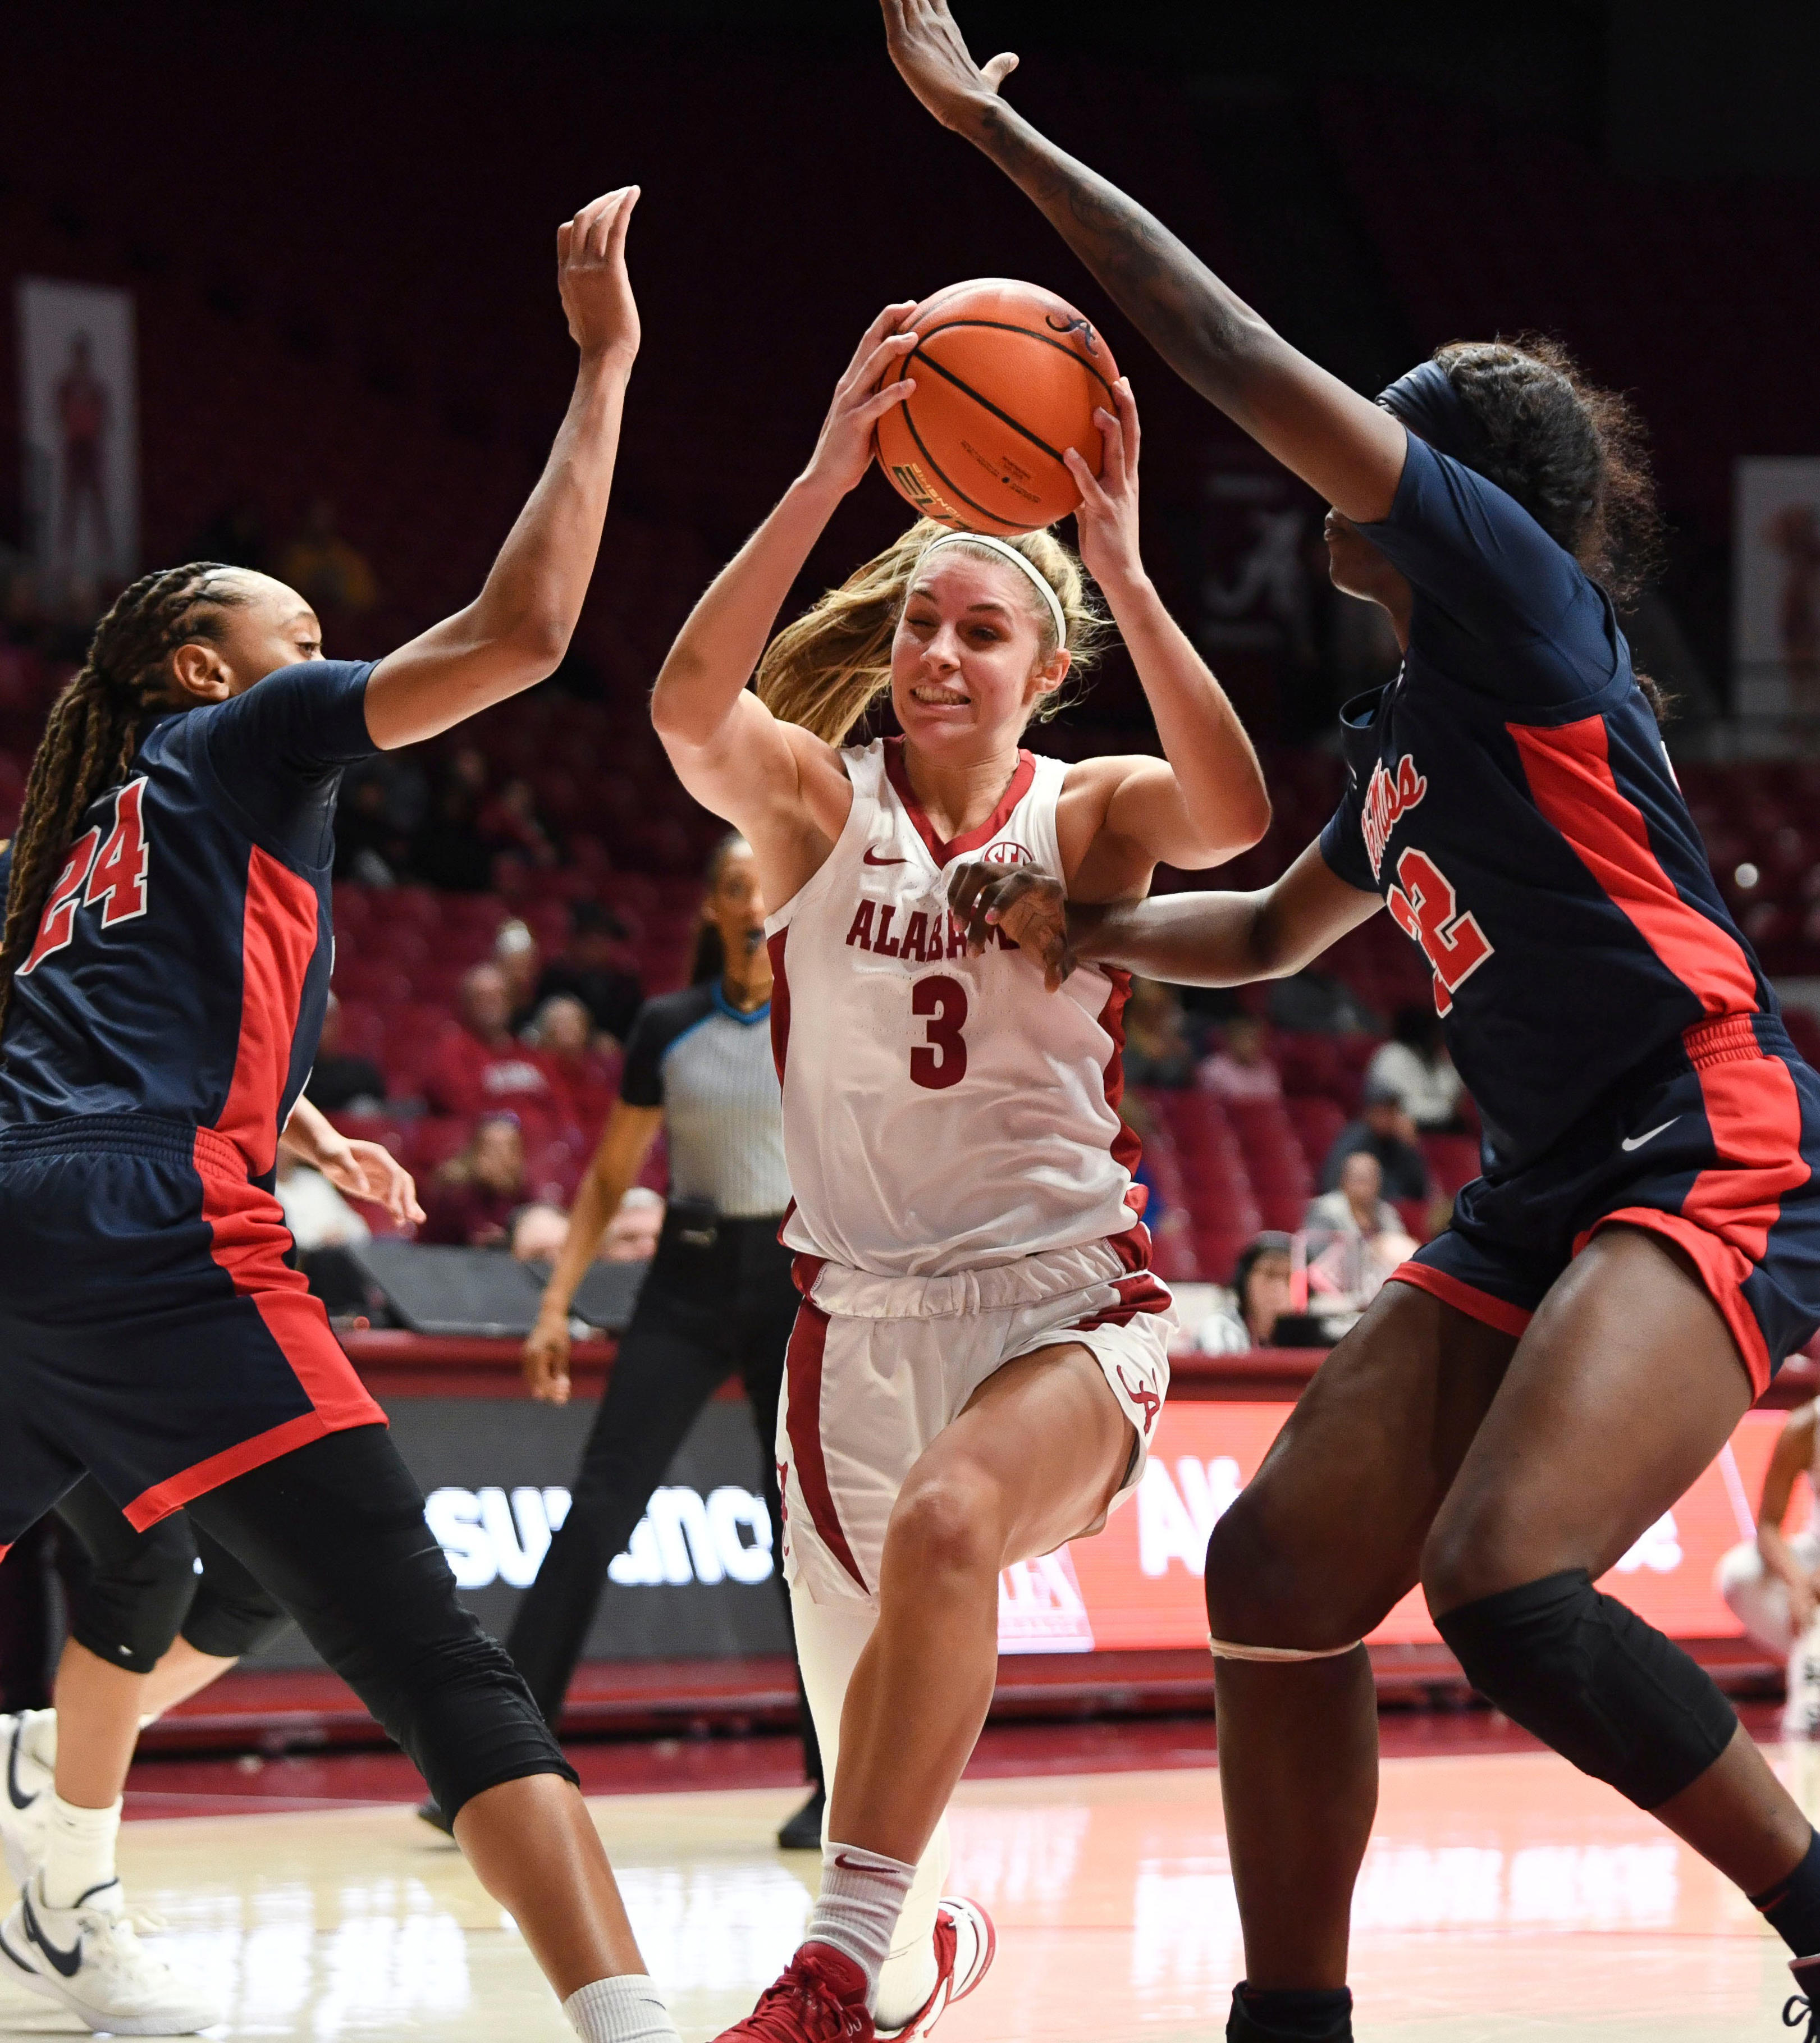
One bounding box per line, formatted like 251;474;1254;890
20;779;151;976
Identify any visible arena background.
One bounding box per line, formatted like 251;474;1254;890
4;0;1820;1725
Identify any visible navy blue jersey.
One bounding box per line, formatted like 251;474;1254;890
0;661;376;1176
1319;437;1770;1179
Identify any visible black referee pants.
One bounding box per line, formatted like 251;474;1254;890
505;1211;821;1784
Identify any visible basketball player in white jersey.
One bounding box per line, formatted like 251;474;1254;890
650;304;1269;2043
1717;1401;1820;1734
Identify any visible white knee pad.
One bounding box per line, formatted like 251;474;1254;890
789;1584;949;2023
1714;1538;1798;1656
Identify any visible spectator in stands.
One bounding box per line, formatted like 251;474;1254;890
277;497;378;614
1307;1151;1403;1244
1122;976;1196;1087
534;899;643;1045
426;962;567;1130
410;746;494;892
304;993;387;1114
1321;1077;1430;1200
528;993;618;1140
1198;1232;1296;1352
1268;967;1379;1036
479;776;561;871
1197;1013;1282;1103
1366;1004;1465;1132
419;1113;565;1259
494;917;543;1031
602;1185;664;1261
333;774;407;884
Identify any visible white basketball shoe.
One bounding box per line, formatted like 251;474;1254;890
0;1710;55;1885
1787;1620;1820;1741
0;1868;222;2035
876;1897;996;2041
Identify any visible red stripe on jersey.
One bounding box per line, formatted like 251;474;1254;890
783;1298;868;1593
1507;716;1758;1016
1580;1018;1805;1397
767;929;792;1084
1390;1260;1534;1337
212;847;320;1175
122;1140;390;1526
1072;1270;1174;1331
1097;967;1144;1183
883;738;1037;865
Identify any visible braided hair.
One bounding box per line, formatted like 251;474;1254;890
0;564;249;1039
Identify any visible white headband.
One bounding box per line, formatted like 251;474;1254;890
915;530;1067;650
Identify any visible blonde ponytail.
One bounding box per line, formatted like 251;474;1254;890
755;518;1109;744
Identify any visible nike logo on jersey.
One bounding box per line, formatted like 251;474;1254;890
20;1891;84;1978
861;848;907;866
1621;1118;1679;1153
6;1726;36;1811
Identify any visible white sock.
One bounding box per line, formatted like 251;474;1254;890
806;1841;916;2004
875;1934;940;2033
40;1795;121;1908
561;1974;682;2043
20;1708;56;1772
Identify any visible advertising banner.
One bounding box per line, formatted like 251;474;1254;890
248;1393;1782;1671
1734;456;1820;720
16;278;139;585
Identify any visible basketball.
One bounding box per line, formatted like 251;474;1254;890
874;277;1120;536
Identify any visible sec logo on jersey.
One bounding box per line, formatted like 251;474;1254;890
981;842;1035;867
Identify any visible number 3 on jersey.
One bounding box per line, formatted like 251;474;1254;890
910;974;968;1090
20;779;150;976
1385;845;1493;1016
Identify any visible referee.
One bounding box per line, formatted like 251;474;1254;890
506;834;822;1844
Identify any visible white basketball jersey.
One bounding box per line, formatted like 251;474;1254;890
765;738;1142;1278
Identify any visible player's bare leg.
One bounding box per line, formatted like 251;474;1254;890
1204;1283;1514;1998
453;1776;647;1994
830;1342;1133;1861
1422;1226;1812;1895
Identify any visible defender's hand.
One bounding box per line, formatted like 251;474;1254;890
318;1136;426;1226
558;186;641;367
803;304;920;497
523;1313;573;1406
881;0;1019;131
948;861;1073;991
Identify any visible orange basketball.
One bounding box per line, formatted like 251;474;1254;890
874;278;1119;536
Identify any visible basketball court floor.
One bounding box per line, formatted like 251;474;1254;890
0;1716;1812;2041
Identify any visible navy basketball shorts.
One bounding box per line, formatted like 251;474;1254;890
1396;1013;1820;1396
0;1113;385;1551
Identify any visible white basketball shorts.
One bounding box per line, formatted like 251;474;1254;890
776;1231;1174;1607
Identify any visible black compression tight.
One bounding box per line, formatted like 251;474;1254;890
186;1425;575;1820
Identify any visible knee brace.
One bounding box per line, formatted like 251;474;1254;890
70;1515;199;1676
1434;1569;1736;1810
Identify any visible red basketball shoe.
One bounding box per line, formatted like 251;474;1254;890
714;1943;874;2042
876;1899;996;2041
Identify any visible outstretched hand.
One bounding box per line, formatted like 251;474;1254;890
523;1311;573;1406
318;1137;427;1227
557;186;641;367
803;304;921;497
881;0;1018;131
948;861;1074;991
1067;378;1144;594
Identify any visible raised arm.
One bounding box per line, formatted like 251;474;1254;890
881;1;1407;522
952;838;1380;993
648;307;919;899
1055;379;1269;895
361;189;641;751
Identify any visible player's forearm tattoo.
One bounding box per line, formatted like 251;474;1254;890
974;103;1260;422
